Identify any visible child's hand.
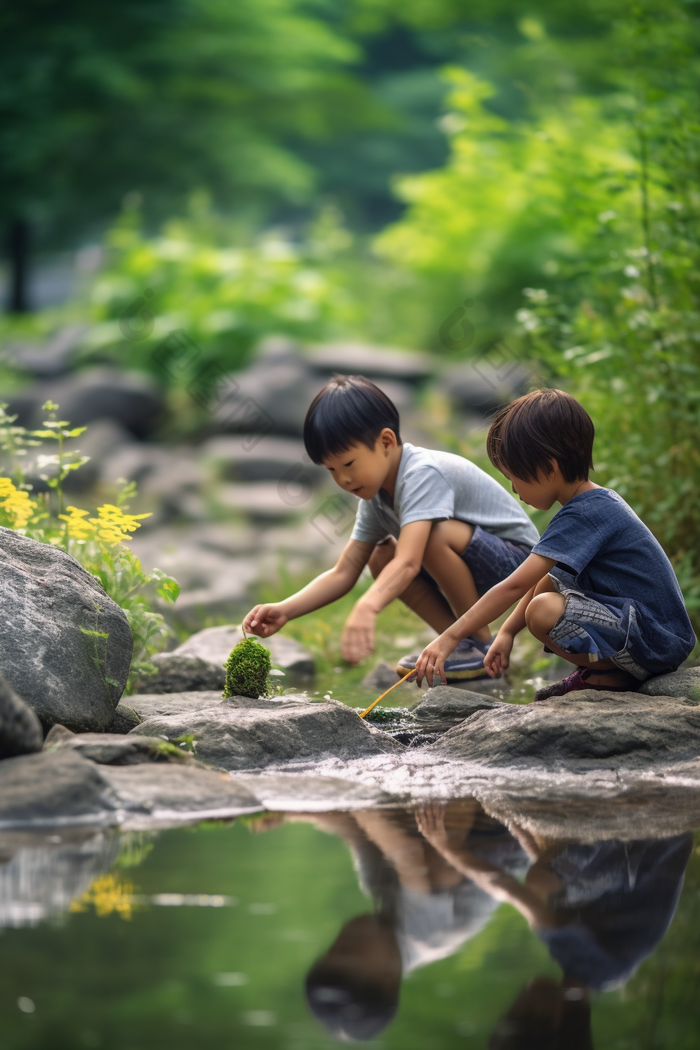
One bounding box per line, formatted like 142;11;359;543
341;604;376;664
414;631;459;687
243;603;289;638
484;630;513;678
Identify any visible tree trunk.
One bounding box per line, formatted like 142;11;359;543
7;218;30;313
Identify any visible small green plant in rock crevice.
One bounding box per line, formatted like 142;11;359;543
223;637;271;699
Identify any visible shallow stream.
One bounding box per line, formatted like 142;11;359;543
2;798;700;1050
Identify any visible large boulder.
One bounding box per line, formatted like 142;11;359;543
430;690;700;773
23;366;164;438
0;528;132;732
0;673;43;759
130;693;403;771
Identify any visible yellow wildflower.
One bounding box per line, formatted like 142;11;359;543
59;503;151;547
0;477;41;530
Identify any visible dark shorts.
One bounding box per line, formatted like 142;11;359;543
418;524;532;596
545;573;652;681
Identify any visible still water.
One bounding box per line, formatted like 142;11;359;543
1;801;699;1050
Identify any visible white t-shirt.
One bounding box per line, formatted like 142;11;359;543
350;442;539;548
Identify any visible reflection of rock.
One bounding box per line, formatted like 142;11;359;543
640;667;700;700
0;528;132;732
430;691;700;772
130;694;403;771
175;624;316;682
0;828;120;928
0;673;43;760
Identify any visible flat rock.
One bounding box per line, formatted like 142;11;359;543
127;690;226;721
200;435;324;484
640;666;700;700
43;728;192;766
307;342;432;384
0;748;261;832
175;624;315;682
0;672;43;759
430;690;700;772
130;694;403;771
229;772;398;811
0;751;112;829
413;686;505;729
0;527;132;732
24;366;164;438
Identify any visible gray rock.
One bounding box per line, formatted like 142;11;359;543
213;339;316;437
175;624;316;682
98;762;261;826
0;748;261;831
229;772;397;811
413;685;505;730
200;435;324;485
44;730;192;766
127;690;226;722
360;662;403;692
0;751;112;829
0;672;43;760
215;481;304;522
110;704;142;734
0;528;132;732
25;366;164;439
130;694;403;771
439;359;532;414
307;342;432;385
1;324;89;380
640;666;700;701
133;653;226;694
430;690;700;772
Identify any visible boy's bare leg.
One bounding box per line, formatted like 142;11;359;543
368;537;455;635
525;576;637;688
421;520;491;643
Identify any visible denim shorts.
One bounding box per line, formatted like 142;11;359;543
546;572;652;681
419;524;532;597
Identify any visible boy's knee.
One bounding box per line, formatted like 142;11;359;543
526;592;565;637
368;537;396;578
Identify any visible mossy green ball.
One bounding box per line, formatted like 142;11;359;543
223;637;272;699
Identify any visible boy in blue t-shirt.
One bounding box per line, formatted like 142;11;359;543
243;375;538;680
415;388;696;698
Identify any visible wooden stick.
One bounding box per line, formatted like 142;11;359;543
359;668;416;719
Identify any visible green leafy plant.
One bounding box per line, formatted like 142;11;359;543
223;637;272;700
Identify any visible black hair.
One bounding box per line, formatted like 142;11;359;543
305;962;399;1042
303;374;401;465
486;388;594;484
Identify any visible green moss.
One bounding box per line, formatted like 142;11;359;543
223;637;271;699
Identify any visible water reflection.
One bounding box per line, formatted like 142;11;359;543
272;803;693;1044
0;801;694;1047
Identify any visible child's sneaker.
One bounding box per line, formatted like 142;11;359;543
533;666;638;702
396;636;493;682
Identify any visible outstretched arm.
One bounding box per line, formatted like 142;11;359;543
415;552;555;686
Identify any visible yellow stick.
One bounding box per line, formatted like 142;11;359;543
359;668;416;719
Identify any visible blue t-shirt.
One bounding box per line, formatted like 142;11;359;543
532;488;695;674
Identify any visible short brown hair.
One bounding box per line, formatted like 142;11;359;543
486;388;594;483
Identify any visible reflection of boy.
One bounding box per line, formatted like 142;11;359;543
243;375;538;681
416;388;696;699
301;803;529;1041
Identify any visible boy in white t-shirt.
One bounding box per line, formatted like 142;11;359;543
243;375;538;680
